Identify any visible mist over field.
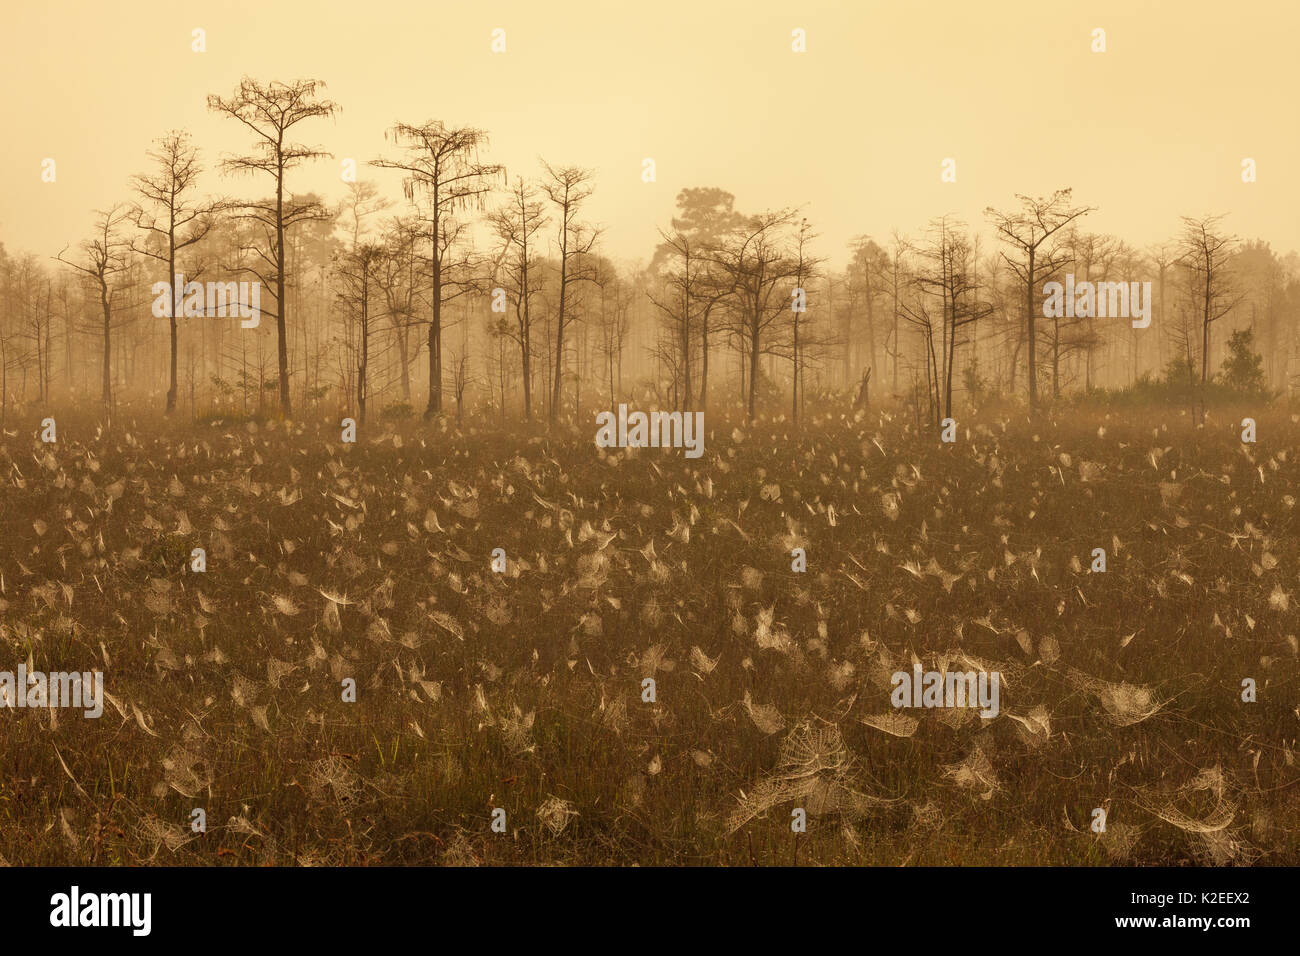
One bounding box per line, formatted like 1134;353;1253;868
0;1;1297;869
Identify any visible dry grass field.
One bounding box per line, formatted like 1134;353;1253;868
0;401;1296;866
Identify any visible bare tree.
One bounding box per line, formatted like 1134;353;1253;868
376;215;422;402
373;122;501;418
208;77;338;416
338;180;389;248
5;253;54;405
713;210;800;422
55;206;132;409
885;231;912;395
1147;241;1181;375
540;162;599;423
986;189;1095;412
1180;215;1243;421
788;218;824;424
129;130;220;413
843;236;886;389
647;229;702;410
1181;215;1241;384
334;241;386;424
899;218;993;422
592;258;632;408
488;177;548;421
659;187;744;409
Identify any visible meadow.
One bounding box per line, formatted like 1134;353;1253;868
0;400;1295;866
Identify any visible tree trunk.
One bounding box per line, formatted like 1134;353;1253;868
792;317;799;423
100;281;112;406
1026;247;1037;413
166;223;178;413
275;164;291;417
428;216;443;419
551;269;567;422
699;305;709;411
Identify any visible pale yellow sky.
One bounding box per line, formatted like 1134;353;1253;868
1;0;1296;268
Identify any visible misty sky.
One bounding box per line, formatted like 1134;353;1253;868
1;0;1296;269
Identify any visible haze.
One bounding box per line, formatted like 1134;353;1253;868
2;0;1296;265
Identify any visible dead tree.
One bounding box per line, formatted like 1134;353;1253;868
1180;214;1243;422
55;205;131;409
985;189;1094;413
713;210;800;422
373;122;501;419
487;177;548;421
208;77;338;417
540;162;599;423
129;130;219;413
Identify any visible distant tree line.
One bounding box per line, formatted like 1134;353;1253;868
3;77;1299;428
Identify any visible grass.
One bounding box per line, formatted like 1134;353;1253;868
0;399;1296;866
